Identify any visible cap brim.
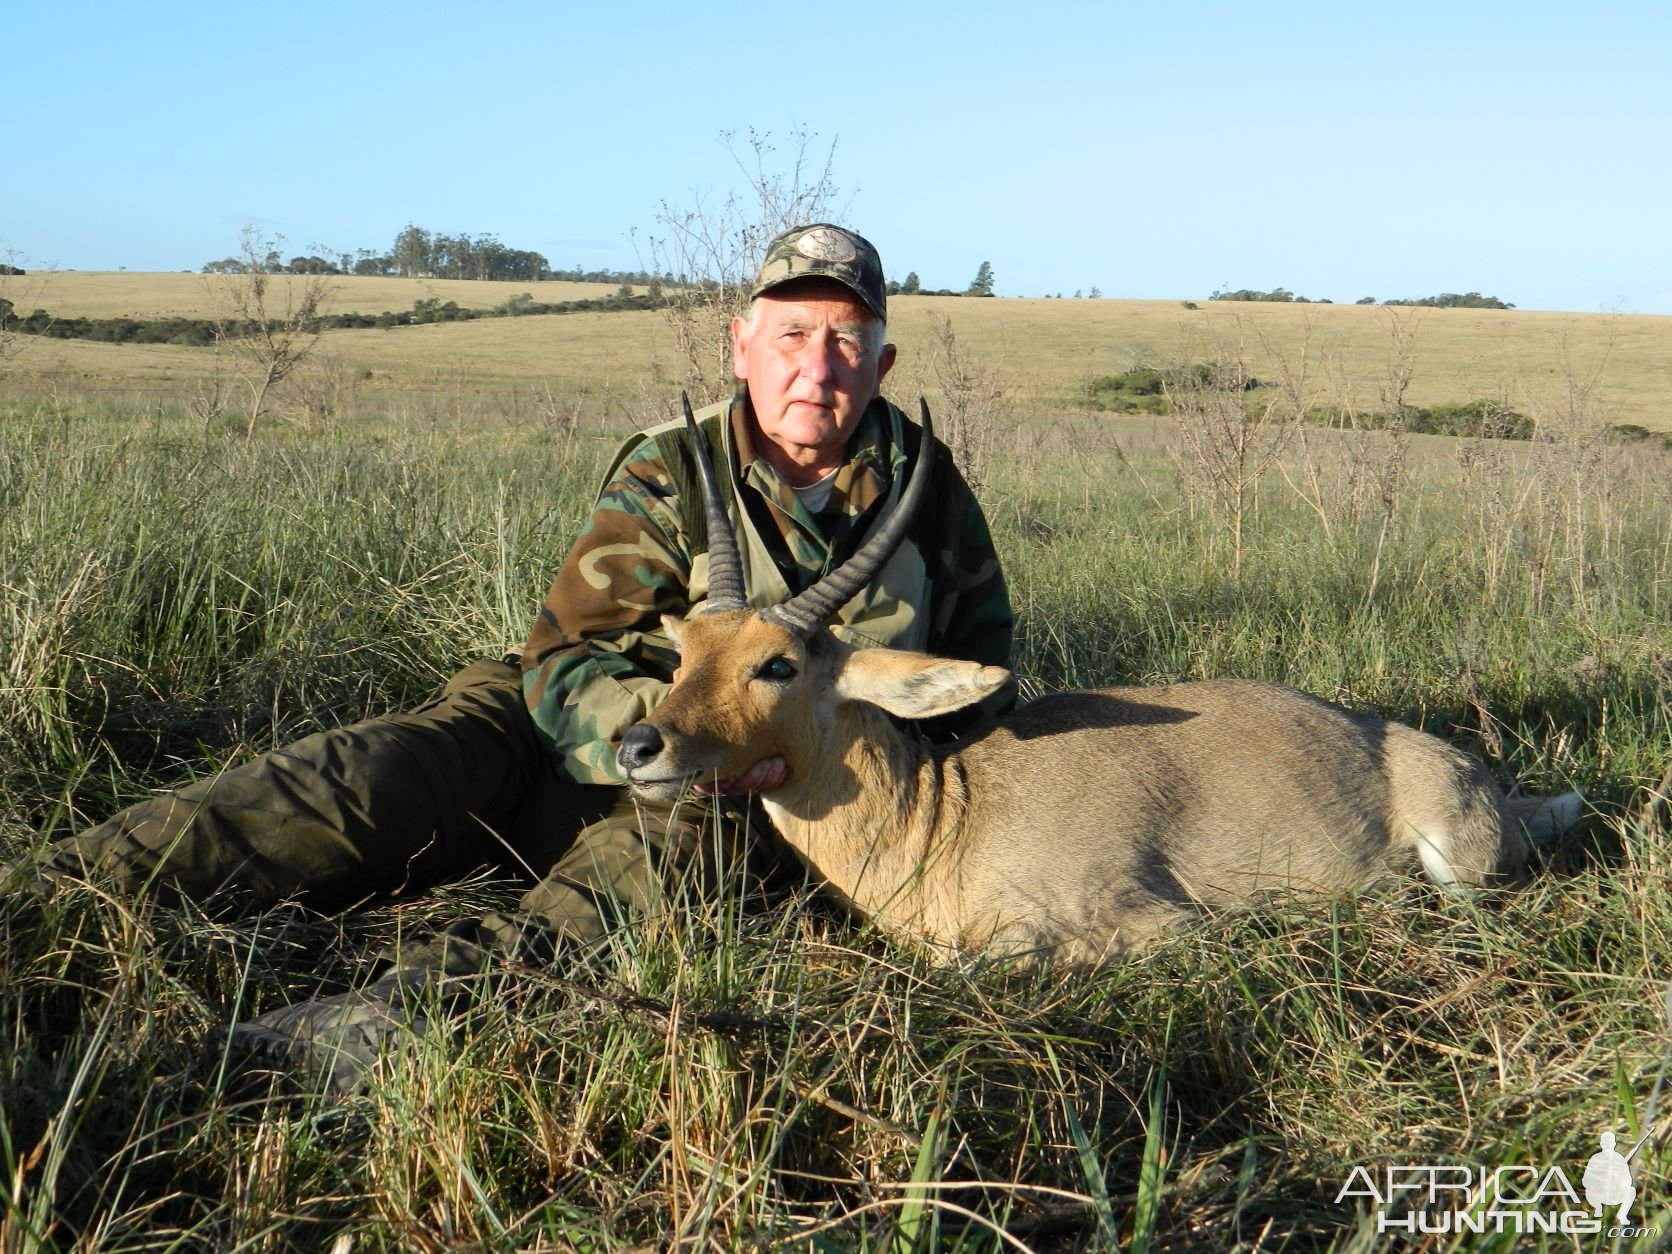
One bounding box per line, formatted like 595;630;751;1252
751;270;886;321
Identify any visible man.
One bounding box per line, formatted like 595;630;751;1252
27;224;1013;1089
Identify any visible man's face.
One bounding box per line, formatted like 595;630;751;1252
731;282;896;482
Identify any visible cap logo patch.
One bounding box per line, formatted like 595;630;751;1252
795;227;858;264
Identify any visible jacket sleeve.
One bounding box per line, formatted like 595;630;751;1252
521;438;692;785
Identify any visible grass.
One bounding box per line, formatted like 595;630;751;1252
19;272;640;320
7;274;1671;430
0;382;1669;1248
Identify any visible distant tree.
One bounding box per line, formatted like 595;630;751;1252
1383;291;1515;310
966;261;996;297
1089;286;1102;299
1356;296;1376;305
1211;287;1299;303
1074;289;1083;299
204;227;336;438
391;224;431;277
901;271;921;295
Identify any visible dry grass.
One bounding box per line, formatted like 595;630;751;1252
0;404;1667;1249
11;278;1672;431
883;297;1672;431
26;271;640;320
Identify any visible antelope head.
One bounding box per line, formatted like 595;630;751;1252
617;394;1010;803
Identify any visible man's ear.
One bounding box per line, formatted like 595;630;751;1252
660;614;686;649
730;314;749;381
833;648;1012;719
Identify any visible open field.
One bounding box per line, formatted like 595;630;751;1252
18;271;640;320
8;274;1672;430
1;384;1669;1246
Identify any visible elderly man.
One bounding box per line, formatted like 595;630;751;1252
34;224;1013;1087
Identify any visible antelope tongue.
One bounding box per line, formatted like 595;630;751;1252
694;756;789;796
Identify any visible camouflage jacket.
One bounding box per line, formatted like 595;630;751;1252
521;387;1014;786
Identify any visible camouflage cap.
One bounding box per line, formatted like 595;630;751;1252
751;224;887;320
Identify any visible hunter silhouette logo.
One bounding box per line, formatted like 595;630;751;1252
1584;1129;1649;1224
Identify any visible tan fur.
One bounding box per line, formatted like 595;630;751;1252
622;611;1581;966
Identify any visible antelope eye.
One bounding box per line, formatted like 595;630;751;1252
756;656;797;682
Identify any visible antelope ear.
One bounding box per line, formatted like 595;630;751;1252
660;615;686;648
834;648;1013;719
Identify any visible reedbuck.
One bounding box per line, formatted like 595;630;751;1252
618;399;1582;965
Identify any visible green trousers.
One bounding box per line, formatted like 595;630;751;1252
43;660;761;976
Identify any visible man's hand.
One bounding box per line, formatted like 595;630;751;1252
695;757;788;796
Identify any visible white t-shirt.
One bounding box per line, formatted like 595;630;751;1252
791;469;839;515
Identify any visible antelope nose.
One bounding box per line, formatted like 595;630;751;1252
617;722;665;772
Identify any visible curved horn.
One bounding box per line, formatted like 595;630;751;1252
682;392;748;612
762;398;936;639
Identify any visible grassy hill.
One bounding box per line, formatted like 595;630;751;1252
6;274;1671;432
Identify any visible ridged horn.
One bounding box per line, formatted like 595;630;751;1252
683;391;748;613
762;398;936;639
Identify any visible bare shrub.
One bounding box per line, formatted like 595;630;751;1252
1259;315;1340;542
0;245;51;383
1165;328;1292;582
920;312;1003;490
1532;326;1620;603
204;227;336;439
1358;310;1420;606
287;351;358;436
189;342;232;433
636;128;844;402
523;379;609;467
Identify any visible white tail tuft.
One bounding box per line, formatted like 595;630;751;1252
1509;790;1585;847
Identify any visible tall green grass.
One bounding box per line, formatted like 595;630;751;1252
1;395;1668;1250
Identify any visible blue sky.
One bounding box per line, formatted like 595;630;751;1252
5;1;1668;313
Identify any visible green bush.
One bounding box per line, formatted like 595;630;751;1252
1084;367;1169;413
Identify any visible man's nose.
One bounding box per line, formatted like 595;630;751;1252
797;336;836;382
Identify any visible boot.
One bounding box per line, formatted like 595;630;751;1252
228;968;439;1095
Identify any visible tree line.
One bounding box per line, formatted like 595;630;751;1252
202;224;668;286
197;229;1006;300
1209;286;1515;309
